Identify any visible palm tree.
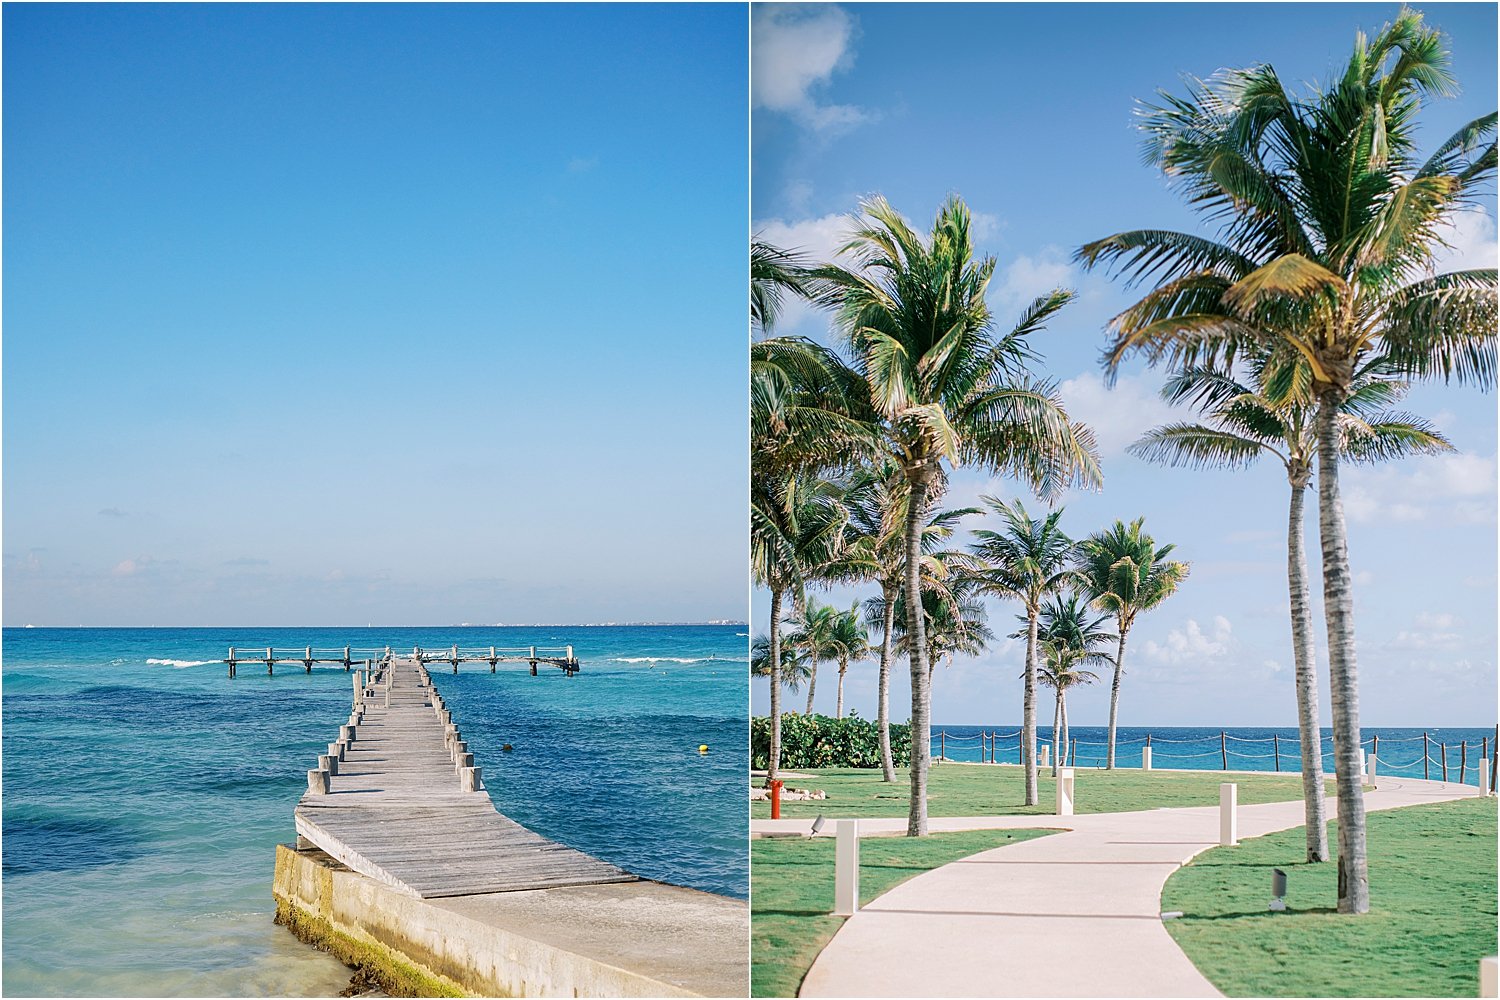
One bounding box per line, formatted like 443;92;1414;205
750;471;846;782
752;633;813;697
1030;593;1114;775
827;603;872;719
1075;519;1188;771
871;569;993;700
751;330;873;784
839;463;976;779
1132;351;1452;861
793;600;841;715
1075;11;1495;911
753;238;819;334
818;195;1102;836
967;497;1077;805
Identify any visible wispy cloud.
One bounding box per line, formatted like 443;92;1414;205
98;507;129;518
752;5;872;134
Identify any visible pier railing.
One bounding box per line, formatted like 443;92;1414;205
224;643;580;678
931;727;1500;792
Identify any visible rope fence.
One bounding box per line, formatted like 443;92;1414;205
929;727;1499;791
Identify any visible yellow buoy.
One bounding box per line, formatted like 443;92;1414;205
698;744;709;754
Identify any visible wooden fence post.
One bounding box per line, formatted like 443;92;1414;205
1460;741;1468;784
1423;732;1430;779
1273;733;1280;772
1441;742;1449;782
1221;731;1228;770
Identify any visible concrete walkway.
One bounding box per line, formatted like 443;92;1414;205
760;775;1484;998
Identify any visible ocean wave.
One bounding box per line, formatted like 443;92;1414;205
613;656;749;665
145;658;217;668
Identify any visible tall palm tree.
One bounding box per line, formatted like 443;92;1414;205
839;463;975;779
1076;11;1495;911
751;331;874;783
827;603;872;719
1132;351;1452;861
1075;519;1188;770
819;195;1102;836
793;600;841;715
1030;592;1114;775
967;498;1077;805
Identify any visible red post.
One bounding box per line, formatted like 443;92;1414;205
769;779;783;820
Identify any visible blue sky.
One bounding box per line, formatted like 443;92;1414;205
752;2;1498;726
4;4;747;626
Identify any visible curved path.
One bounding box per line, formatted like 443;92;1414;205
767;774;1483;998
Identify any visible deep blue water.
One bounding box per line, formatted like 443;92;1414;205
2;625;748;997
932;724;1496;786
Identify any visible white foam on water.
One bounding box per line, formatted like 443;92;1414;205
614;656;748;664
145;658;217;668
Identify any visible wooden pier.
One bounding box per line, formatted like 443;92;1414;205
225;645;580;677
294;657;633;898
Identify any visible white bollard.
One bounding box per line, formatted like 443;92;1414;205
308;769;330;795
461;766;482;792
1220;782;1238;846
319;753;338;777
1480;956;1498;998
1142;746;1153;770
1366;750;1377;784
1480;759;1492;796
1056;767;1075;816
1039;745;1050;768
834;820;860;916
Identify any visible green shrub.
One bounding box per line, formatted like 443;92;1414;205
751;713;911;769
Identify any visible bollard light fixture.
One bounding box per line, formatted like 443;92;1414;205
1269;867;1287;911
810;815;826;838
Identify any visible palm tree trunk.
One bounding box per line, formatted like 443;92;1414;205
878;580;897;782
1024;608;1040;804
1106;627;1128;769
1050;689;1062;778
836;655;848;719
805;658;818;715
903;472;933;837
1059;694;1070;771
793;590;809;716
1287;479;1329;862
768;585;785;784
1315;390;1369;913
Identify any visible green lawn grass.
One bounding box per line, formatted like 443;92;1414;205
754;764;1336;820
1162;795;1499;997
751;828;1059;998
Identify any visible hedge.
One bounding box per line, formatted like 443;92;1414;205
751;713;911;770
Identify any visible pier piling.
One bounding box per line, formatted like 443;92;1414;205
308;769;330;795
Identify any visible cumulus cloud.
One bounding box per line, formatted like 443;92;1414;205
112;556;155;577
753;212;853;335
1342;452;1497;525
752;5;871;133
992;247;1075;310
1431;207;1498;273
1056;370;1180;458
1142;616;1233;666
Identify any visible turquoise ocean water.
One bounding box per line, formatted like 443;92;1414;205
932;723;1496;785
2;625;748;997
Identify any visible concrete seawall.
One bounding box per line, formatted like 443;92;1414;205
274;844;747;998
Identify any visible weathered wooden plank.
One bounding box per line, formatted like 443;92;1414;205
293;657;634;899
